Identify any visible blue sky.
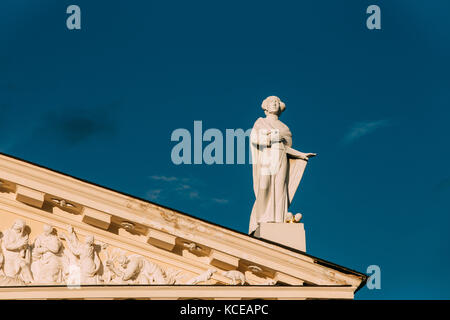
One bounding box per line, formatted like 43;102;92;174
1;0;449;299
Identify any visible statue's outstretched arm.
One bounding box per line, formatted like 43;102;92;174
286;147;317;161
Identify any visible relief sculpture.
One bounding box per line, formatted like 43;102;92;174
31;224;64;284
1;219;33;283
105;252;181;285
0;219;261;287
59;225;102;284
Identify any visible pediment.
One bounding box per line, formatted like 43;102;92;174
0;153;366;299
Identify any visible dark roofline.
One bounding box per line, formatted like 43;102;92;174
0;152;367;289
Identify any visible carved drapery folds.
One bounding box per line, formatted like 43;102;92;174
185;268;217;285
31;224;64;284
59;226;102;284
0;219;33;284
0;220;259;286
222;270;246;285
105;250;183;285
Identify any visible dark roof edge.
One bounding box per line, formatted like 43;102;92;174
0;152;367;288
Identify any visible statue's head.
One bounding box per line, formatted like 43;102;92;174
117;255;129;267
43;224;53;236
12;219;26;234
261;96;286;116
84;235;95;245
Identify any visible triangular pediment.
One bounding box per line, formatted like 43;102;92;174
0;153;366;299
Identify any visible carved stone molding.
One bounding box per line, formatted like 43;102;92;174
15;186;45;208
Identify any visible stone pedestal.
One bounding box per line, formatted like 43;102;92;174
254;223;306;252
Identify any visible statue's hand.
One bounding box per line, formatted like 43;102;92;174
269;130;281;143
300;153;317;161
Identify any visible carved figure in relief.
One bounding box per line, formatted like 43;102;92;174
1;231;20;289
183;242;201;252
185;268;217;285
59;226;101;284
222;270;246;285
1;219;33;283
31;224;64;284
262;278;277;285
106;253;179;284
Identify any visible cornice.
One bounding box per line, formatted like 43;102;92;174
0;285;355;300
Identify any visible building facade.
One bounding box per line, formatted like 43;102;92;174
0;153;366;299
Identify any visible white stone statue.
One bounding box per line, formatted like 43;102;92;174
31;224;64;284
222;270;246;285
262;279;277;285
185;268;217;285
106;253;179;285
1;219;33;283
249;96;316;234
59;226;101;284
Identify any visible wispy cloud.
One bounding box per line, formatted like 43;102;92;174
342;119;390;145
188;191;200;199
212;198;229;204
146;189;162;201
146;175;229;205
147;175;196;201
149;175;178;182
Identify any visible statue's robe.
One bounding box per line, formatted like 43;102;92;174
249;117;308;234
31;234;63;284
120;254;167;284
1;230;33;283
64;232;101;284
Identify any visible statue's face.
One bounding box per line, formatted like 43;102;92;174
266;99;280;114
43;225;52;236
85;236;94;245
118;256;128;267
13;221;25;234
